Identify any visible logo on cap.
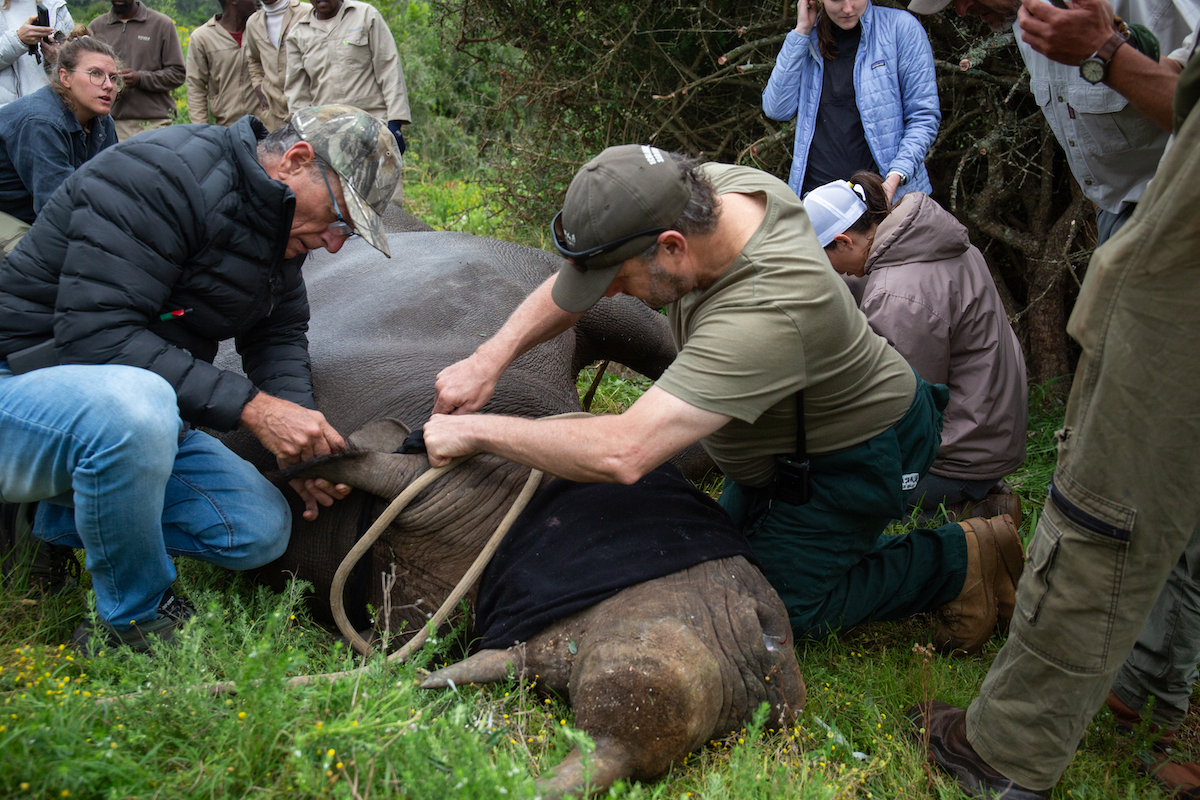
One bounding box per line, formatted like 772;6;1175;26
641;145;665;165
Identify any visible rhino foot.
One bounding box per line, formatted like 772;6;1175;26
419;648;525;689
537;735;633;799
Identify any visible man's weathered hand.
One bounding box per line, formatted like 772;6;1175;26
421;413;477;467
254;85;269;112
1018;0;1116;66
118;68;141;90
241;391;345;463
432;354;501;415
242;393;348;520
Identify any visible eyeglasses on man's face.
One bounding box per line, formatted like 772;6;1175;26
72;69;124;90
317;165;359;239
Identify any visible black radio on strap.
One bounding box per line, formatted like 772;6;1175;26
771;390;811;505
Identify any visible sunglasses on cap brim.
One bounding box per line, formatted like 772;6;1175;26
551;210;669;269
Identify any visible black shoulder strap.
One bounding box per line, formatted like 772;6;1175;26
795;389;806;458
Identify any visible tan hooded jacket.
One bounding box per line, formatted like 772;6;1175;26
860;192;1028;481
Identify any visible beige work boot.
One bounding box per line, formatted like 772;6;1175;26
984;514;1025;633
933;515;1024;654
933;518;999;655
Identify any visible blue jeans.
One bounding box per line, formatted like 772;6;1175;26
0;363;290;628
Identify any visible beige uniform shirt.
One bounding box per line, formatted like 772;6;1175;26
186;16;258;126
283;0;409;123
654;164;916;487
244;0;310;131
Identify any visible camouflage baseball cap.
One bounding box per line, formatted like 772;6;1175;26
291;105;401;258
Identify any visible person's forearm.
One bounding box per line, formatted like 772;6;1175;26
1104;46;1182;132
186;77;208;125
447;413;658;484
138;63;186;94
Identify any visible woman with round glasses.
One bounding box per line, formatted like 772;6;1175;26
0;30;118;252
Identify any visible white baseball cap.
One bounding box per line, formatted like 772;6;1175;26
907;0;953;13
802;180;868;247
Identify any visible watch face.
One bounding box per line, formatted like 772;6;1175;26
1080;57;1106;84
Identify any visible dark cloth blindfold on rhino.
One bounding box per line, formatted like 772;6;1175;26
475;464;756;649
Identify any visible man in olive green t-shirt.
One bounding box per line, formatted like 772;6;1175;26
423;145;1023;650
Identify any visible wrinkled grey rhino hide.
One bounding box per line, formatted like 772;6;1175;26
290;417;807;800
214;230;713;624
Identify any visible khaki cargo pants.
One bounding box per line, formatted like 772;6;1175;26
963;99;1200;789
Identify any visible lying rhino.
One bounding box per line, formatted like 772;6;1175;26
221;228;684;623
221;227;805;795
301;420;806;797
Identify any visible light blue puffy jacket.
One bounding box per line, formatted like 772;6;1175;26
762;3;940;200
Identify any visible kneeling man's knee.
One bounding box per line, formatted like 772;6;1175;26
238;489;292;568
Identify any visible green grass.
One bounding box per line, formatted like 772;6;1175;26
401;158;550;249
0;377;1186;799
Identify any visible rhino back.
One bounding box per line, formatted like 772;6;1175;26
223;230;677;622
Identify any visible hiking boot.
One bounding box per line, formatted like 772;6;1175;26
934;515;1024;654
70;586;195;653
1107;690;1177;750
1106;691;1200;796
985;514;1024;634
0;502;80;595
941;484;1024;529
907;700;1049;799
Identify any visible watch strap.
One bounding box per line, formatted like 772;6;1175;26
1093;30;1127;64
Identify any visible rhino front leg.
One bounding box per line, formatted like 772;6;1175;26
420;648;525;688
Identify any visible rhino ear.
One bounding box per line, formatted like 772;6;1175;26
283;450;426;500
348;418;413;453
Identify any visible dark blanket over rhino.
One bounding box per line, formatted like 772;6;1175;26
475;464;756;649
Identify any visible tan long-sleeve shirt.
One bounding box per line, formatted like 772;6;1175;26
244;0;310;131
186;15;257;126
283;0;409;123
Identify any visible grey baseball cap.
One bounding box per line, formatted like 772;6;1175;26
550;144;690;313
907;0;953;14
291;105;401;258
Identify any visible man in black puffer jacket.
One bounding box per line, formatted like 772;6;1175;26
0;105;401;651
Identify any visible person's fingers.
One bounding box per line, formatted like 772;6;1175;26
321;421;346;454
289;478;320;521
305;478;351;506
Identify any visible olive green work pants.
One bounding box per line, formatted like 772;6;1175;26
963;97;1200;790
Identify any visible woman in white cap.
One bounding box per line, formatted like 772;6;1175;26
762;0;940;204
805;172;1028;522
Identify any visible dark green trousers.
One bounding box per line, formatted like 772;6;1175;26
720;378;968;638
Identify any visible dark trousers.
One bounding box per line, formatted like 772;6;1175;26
720;378;968;638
